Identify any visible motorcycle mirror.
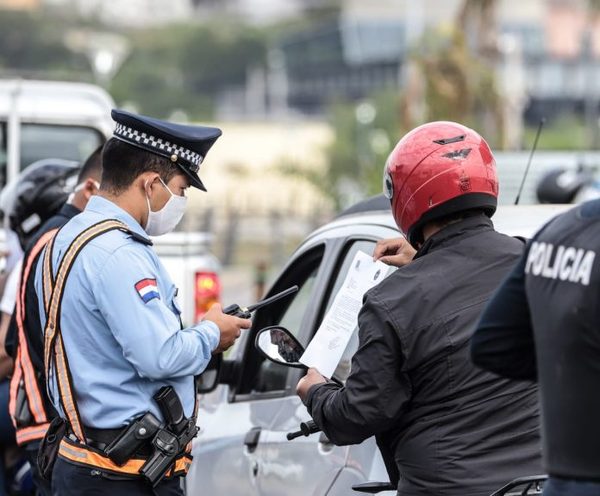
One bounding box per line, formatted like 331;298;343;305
254;326;306;369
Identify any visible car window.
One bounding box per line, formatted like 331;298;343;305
19;124;103;170
318;239;393;383
278;270;318;332
238;245;325;397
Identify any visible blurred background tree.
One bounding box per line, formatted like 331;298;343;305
282;0;505;210
0;9;89;74
111;22;267;119
0;8;269;120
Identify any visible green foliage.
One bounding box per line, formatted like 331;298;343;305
0;9;268;120
279;90;401;211
414;28;503;147
0;9;88;73
524;116;587;151
110;22;267;119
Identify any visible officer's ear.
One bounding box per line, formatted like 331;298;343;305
140;172;161;197
81;178;100;200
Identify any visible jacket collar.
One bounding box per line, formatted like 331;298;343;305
59;203;82;219
414;213;494;260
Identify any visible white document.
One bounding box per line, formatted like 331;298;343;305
300;250;389;378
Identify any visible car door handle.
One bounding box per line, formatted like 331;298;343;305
244;427;261;453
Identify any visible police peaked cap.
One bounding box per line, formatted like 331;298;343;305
111;109;222;191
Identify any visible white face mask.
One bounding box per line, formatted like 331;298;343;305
144;178;187;236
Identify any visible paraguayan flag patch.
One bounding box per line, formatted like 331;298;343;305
135;278;160;303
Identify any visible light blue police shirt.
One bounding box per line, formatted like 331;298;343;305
34;196;220;428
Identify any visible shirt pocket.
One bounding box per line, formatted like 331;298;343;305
167;284;183;327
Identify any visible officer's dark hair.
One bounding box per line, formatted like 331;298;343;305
77;144;104;183
100;138;179;194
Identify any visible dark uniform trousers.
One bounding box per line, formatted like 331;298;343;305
26;443;52;496
52;458;184;496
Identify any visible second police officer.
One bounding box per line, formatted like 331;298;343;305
472;197;600;494
34;110;251;495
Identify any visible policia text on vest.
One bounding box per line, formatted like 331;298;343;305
525;241;596;286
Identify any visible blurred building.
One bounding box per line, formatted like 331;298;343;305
0;0;40;9
41;0;324;27
192;0;308;25
243;0;600;126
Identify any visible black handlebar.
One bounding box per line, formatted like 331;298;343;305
286;420;320;440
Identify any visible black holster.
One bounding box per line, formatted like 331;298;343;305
37;416;67;482
140;386;199;487
104;412;161;466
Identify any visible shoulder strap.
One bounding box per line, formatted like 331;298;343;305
43;219;132;442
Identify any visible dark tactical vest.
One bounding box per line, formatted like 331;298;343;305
525;200;600;480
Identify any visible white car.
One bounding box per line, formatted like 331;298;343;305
187;196;570;496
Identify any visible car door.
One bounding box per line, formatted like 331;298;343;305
254;236;397;496
186;242;334;496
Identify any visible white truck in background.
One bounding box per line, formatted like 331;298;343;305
0;79;221;324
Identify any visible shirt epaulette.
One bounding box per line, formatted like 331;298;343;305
124;229;153;246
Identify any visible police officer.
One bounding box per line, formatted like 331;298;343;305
0;158;83;495
34;110;250;495
472;199;600;495
296;121;542;495
3;149;103;496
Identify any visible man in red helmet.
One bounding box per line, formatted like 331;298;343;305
297;121;542;495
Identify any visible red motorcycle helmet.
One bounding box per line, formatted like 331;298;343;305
383;121;498;246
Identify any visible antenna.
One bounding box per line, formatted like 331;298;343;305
515;118;545;205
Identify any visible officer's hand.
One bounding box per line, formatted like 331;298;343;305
296;368;327;402
203;303;251;354
373;237;416;267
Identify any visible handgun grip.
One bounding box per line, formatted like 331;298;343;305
153;386;184;429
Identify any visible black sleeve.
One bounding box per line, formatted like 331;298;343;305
4;312;17;358
304;291;410;446
470;246;537;381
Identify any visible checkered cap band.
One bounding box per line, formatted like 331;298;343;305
114;123;203;172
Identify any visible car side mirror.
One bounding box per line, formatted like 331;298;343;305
254;326;306;369
196;354;222;394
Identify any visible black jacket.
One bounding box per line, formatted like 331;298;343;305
473;200;600;481
305;214;542;496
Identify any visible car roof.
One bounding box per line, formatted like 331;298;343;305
309;195;573;242
336;194;390;217
0;79;115;137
